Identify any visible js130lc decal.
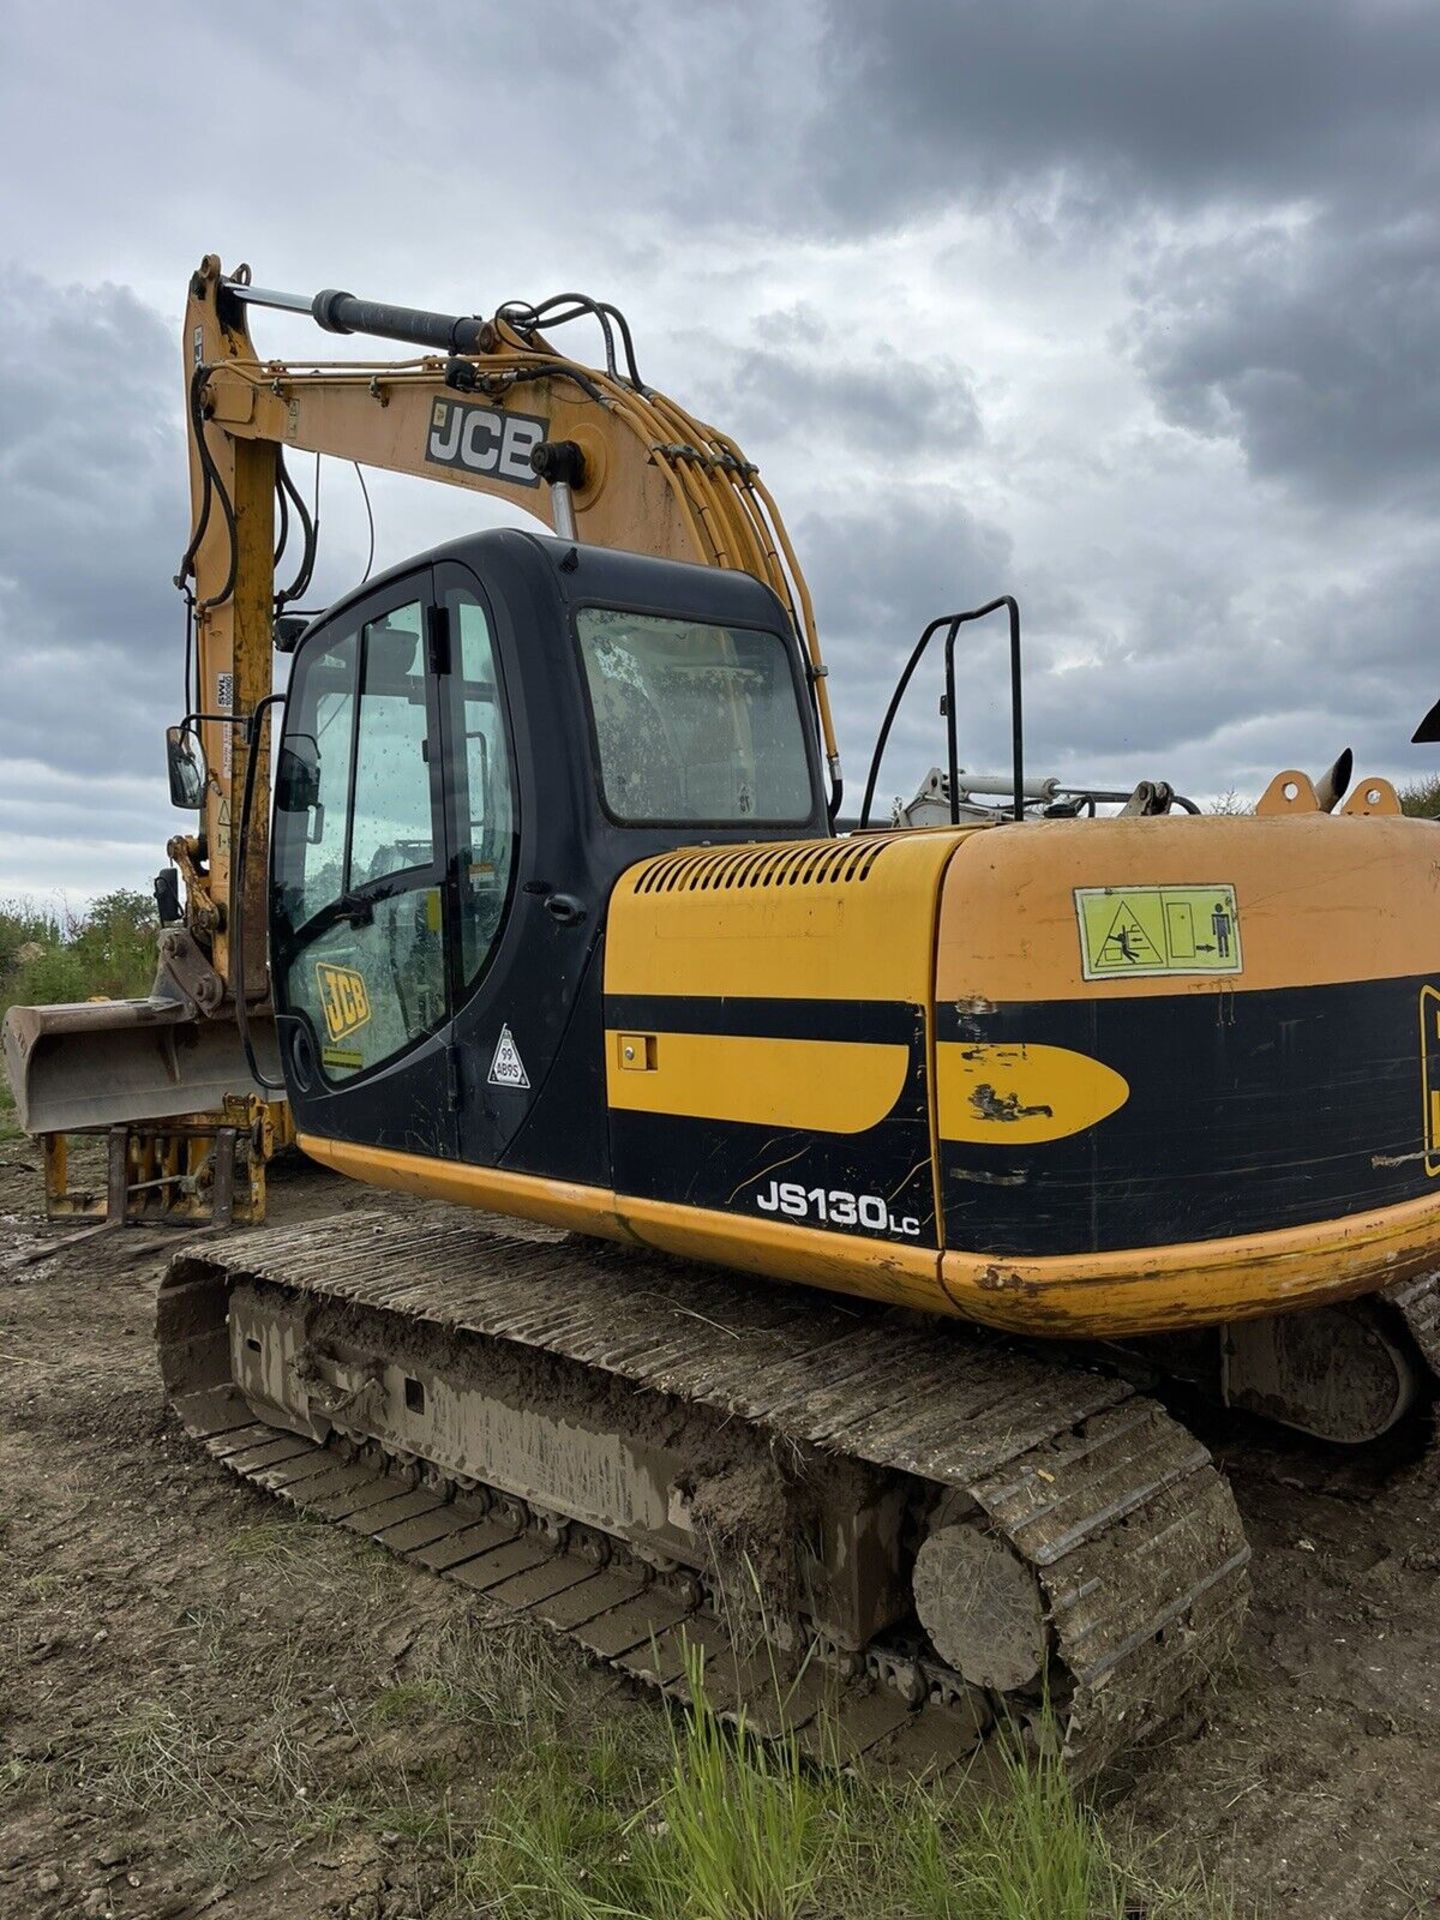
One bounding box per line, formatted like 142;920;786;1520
756;1180;921;1238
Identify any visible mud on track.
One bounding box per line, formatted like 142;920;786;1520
2;1146;1439;1917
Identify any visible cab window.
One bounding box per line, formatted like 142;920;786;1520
445;587;516;990
272;598;447;1082
575;609;814;824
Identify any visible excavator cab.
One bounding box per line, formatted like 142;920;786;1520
267;527;828;1176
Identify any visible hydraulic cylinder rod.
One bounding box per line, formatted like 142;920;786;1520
221;279;489;355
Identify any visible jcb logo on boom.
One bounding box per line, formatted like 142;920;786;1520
425;398;547;487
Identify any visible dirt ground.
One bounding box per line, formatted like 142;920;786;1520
2;1146;1439;1919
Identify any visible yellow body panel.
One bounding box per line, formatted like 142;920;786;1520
299;1133;634;1241
616;1192;950;1314
936;1042;1130;1145
300;1133;1440;1337
606;832;975;1003
299;1134;953;1316
938;812;1440;1003
604;1029;910;1134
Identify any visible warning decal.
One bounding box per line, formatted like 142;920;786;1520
488;1023;531;1089
1074;885;1242;981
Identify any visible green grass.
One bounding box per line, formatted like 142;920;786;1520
458;1643;1229;1920
0;888;159;1135
77;1586;1233;1920
0;1756;52;1800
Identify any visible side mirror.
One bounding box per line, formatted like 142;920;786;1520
275;741;321;813
166;726;205;809
275;739;327;845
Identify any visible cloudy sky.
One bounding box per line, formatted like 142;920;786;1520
2;0;1438;902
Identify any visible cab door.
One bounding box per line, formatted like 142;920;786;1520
270;569;460;1159
432;557;578;1173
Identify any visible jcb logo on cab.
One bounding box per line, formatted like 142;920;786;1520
316;962;371;1042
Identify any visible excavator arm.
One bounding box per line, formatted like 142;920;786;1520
2;254;838;1220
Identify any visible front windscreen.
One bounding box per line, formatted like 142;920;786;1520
575;609;815;825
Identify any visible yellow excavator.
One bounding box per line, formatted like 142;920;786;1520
6;254;1440;1773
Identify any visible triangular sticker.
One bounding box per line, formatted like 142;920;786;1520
1095;899;1164;970
487;1023;530;1089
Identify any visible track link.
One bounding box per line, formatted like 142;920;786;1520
157;1207;1250;1775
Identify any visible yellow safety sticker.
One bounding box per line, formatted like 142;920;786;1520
1074;884;1242;981
316;961;372;1041
1420;986;1440;1176
322;1046;365;1070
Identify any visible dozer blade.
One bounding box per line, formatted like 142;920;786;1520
2;996;280;1135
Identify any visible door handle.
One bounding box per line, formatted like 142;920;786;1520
543;892;587;927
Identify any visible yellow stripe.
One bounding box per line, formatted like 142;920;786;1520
941;1187;1440;1337
297;1132;953;1315
297;1133;635;1241
605;1030;909;1134
617;1193;950;1314
299;1136;1440;1340
936;1042;1129;1145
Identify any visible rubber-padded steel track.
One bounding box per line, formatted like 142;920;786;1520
157;1208;1250;1774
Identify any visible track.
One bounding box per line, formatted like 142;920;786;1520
157;1207;1251;1776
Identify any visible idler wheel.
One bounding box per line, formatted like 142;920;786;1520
912;1524;1047;1693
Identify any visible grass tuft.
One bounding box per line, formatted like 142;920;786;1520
456;1636;1222;1920
223;1515;332;1570
638;1642;830;1920
405;1615;567;1733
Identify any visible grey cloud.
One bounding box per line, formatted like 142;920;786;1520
1131;214;1440;507
793;490;1015;798
803;0;1440;234
798;478;1437;814
1008;548;1437;802
4;0;1440;901
720;344;982;459
0;270;187;784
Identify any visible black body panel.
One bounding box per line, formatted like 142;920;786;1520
605;993;937;1247
938;974;1439;1255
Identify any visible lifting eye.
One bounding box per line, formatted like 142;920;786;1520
404;1377;426;1414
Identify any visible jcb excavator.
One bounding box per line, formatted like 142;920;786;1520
6;255;1440;1772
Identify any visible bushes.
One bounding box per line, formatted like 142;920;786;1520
1400;774;1440;820
0;889;159;1018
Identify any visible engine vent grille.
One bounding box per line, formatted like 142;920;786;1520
633;837;892;895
